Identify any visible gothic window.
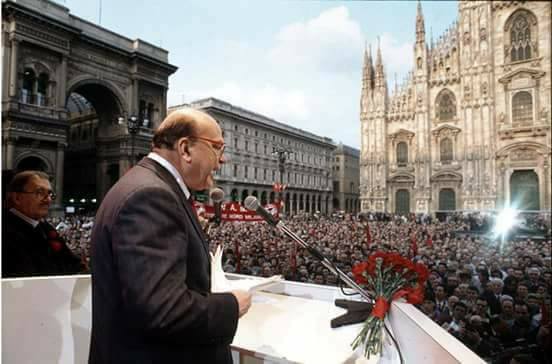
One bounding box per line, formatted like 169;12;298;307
21;68;35;103
510;15;531;61
440;138;453;164
512;91;533;124
396;142;408;166
506;10;537;63
436;89;456;122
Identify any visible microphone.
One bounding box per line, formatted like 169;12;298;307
244;195;278;226
209;188;224;225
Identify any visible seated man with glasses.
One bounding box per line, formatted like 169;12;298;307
2;170;84;277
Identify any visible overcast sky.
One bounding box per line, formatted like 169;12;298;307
59;0;457;148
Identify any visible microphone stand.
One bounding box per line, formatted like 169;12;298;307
275;221;373;302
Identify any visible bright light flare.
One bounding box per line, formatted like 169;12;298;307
493;207;518;237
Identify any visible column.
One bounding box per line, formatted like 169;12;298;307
4;137;16;169
543;161;550;209
161;87;168;122
8;38;19;98
53;142;65;213
131;78;139;115
58;55;67;108
2;36;11;99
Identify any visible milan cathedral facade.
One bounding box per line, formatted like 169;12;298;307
359;1;551;214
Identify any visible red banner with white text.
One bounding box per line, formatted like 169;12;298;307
192;201;279;222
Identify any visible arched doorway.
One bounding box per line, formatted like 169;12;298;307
64;81;126;205
439;189;456;211
260;191;267;205
510;170;539;210
241;189;249;203
231;189;239;202
16;156;49;172
395;189;410;214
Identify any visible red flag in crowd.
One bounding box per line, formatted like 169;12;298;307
366;224;372;247
410;233;418;257
426;234;433;248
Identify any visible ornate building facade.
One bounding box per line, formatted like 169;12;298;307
2;0;177;212
360;1;551;213
169;98;335;215
332;143;360;213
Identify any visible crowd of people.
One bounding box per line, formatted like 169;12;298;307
47;213;95;271
43;209;551;363
205;211;551;364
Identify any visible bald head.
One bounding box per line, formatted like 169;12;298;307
152;108;218;150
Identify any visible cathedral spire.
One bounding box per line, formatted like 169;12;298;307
416;0;425;44
375;37;386;88
362;42;374;90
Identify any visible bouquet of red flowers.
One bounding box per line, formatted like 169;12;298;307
351;251;429;359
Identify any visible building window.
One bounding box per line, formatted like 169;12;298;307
264;169;267;180
510;14;532;62
264;145;267;154
255;143;258;153
233;165;238;177
272;170;276;181
396;142;408;166
512;91;533;124
440;138;453;164
254;167;258;179
436;89;456;122
21;68;36;103
245;128;249;135
244;165;248;179
234;138;238;149
36;73;49;106
234;125;238;131
245;140;249;151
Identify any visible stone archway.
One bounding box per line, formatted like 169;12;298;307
15;155;50;173
64;81;127;204
510;170;539;210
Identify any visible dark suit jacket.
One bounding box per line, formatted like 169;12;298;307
1;210;83;278
89;157;239;364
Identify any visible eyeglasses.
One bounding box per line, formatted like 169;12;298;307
18;189;57;200
191;136;225;157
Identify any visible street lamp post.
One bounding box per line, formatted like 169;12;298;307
127;115;140;166
272;147;293;214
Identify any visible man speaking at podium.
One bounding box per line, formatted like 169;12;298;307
89;108;251;364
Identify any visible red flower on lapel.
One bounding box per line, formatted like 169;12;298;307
46;229;63;252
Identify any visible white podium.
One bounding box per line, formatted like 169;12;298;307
2;275;485;364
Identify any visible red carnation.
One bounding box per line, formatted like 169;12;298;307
50;240;63;252
406;285;425;304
